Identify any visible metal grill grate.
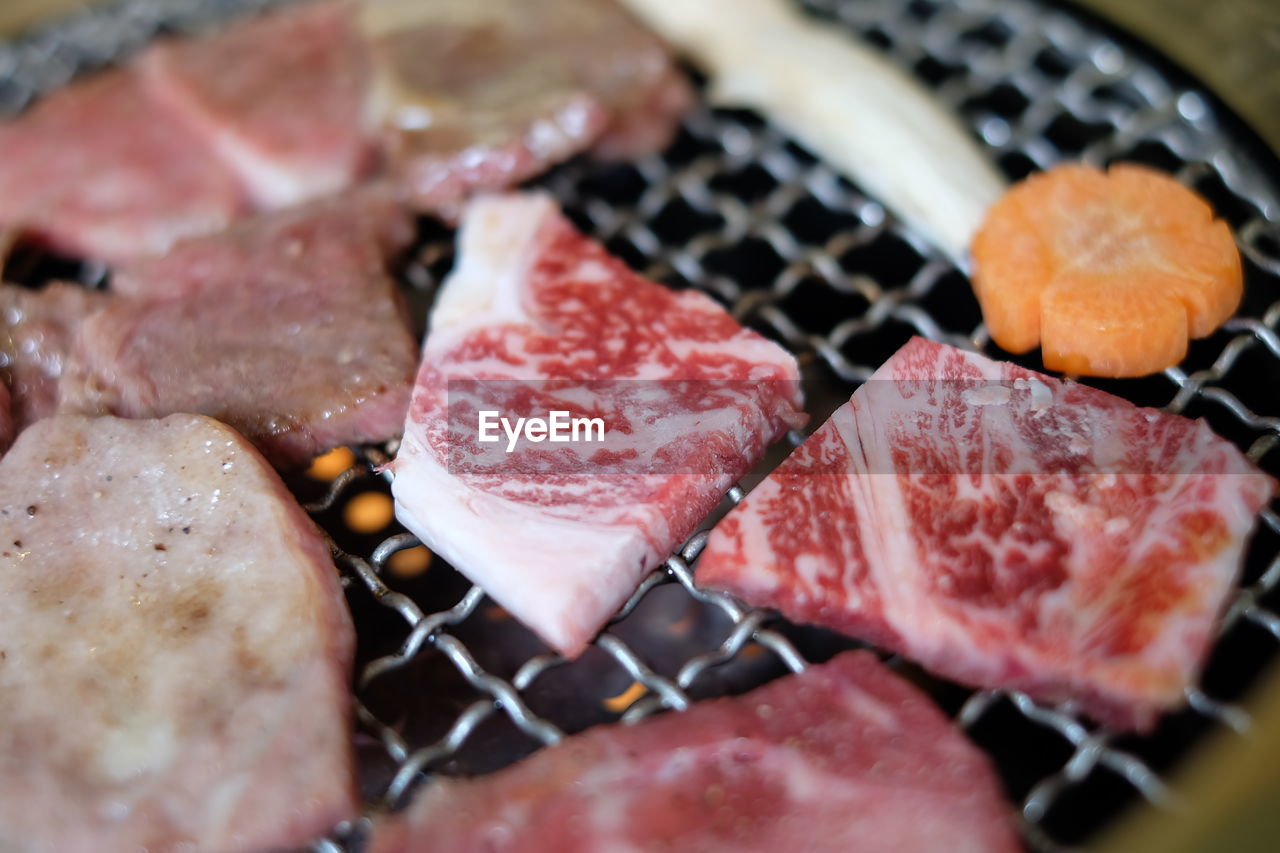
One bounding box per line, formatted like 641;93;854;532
3;0;1279;851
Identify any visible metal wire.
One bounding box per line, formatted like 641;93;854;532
2;0;1278;851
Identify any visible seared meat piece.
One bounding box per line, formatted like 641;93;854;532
0;414;357;851
362;0;692;214
0;383;10;454
62;194;418;467
0;282;108;430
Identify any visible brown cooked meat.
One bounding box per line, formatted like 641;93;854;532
0;413;358;851
0;282;109;430
59;193;419;467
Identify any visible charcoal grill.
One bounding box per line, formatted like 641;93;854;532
3;0;1279;850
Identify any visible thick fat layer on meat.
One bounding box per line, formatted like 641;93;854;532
0;414;356;852
391;193;803;656
139;0;374;209
0;70;245;263
361;0;691;214
0;283;108;430
59;195;418;467
367;651;1018;853
699;337;1277;730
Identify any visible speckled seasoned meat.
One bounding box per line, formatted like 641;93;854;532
0;414;357;851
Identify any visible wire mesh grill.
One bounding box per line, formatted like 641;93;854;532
3;0;1279;851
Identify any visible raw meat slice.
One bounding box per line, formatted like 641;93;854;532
367;651;1018;853
361;0;692;214
0;69;246;263
698;337;1277;730
139;0;374;208
60;194;418;467
0;282;108;431
390;193;804;657
0;414;356;851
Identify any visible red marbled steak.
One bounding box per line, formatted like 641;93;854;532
391;192;804;657
698;337;1276;730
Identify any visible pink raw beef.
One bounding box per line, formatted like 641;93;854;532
698;337;1276;730
367;651;1018;853
0;70;245;262
139;0;374;209
390;192;804;657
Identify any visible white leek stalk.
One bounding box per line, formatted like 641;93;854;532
620;0;1007;264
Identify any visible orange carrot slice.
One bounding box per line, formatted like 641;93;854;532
970;163;1242;377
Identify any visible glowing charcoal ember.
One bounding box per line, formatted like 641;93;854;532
0;414;357;850
387;545;432;577
698;337;1276;730
307;446;357;481
345;490;395;532
366;652;1019;853
391;192;804;657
